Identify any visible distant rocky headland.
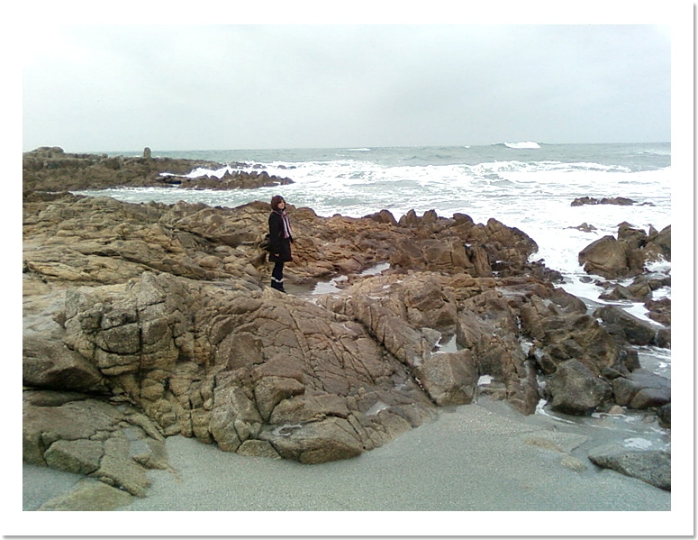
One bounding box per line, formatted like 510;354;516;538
22;150;671;507
22;146;293;193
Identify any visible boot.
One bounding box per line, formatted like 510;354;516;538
270;277;286;293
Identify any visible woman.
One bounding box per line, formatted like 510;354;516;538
268;194;293;292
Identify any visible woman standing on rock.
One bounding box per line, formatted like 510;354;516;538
268;195;293;292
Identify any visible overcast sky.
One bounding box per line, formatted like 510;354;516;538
22;6;678;152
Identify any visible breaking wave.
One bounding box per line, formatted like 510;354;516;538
502;141;541;149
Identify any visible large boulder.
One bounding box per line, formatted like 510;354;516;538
414;350;479;406
595;305;662;347
258;417;366;464
644;225;671;262
611;369;671;410
578;224;671;279
23;333;107;392
546;359;613;415
578;235;629;278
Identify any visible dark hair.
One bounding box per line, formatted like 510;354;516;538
270;195;285;210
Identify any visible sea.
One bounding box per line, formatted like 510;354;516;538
74;141;674;449
79;142;671;309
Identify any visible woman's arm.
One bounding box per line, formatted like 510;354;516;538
268;213;283;254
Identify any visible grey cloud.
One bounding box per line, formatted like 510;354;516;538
23;23;671;152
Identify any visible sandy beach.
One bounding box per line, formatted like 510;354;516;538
19;397;680;536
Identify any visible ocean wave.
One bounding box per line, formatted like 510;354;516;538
502;141;541;149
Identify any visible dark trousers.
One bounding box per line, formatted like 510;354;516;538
271;262;285;292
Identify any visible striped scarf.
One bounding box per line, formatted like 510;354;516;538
278;210;293;239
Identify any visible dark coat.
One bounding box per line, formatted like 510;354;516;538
268;210;293;263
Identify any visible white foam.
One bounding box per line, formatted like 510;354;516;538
504;141;541;149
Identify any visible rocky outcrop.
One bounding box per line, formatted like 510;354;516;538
571;196;638;206
23;192;671;498
577;222;671;352
578;223;671;279
23;390;168;498
22;147;293;193
57;271;437;463
22;192;551;287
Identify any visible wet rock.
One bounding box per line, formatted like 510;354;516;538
588;445;671;491
599;282;652;302
571;196;637;206
546;359;613;415
644;225;671;263
567;222;598;232
366;209;399;226
655;328;671;348
607;404;626;415
578;235;629;278
578;223;670;279
611;369;671;409
455;288;539;414
519;285;619;376
657;403;671;429
595;305;660;346
645;297;671;326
